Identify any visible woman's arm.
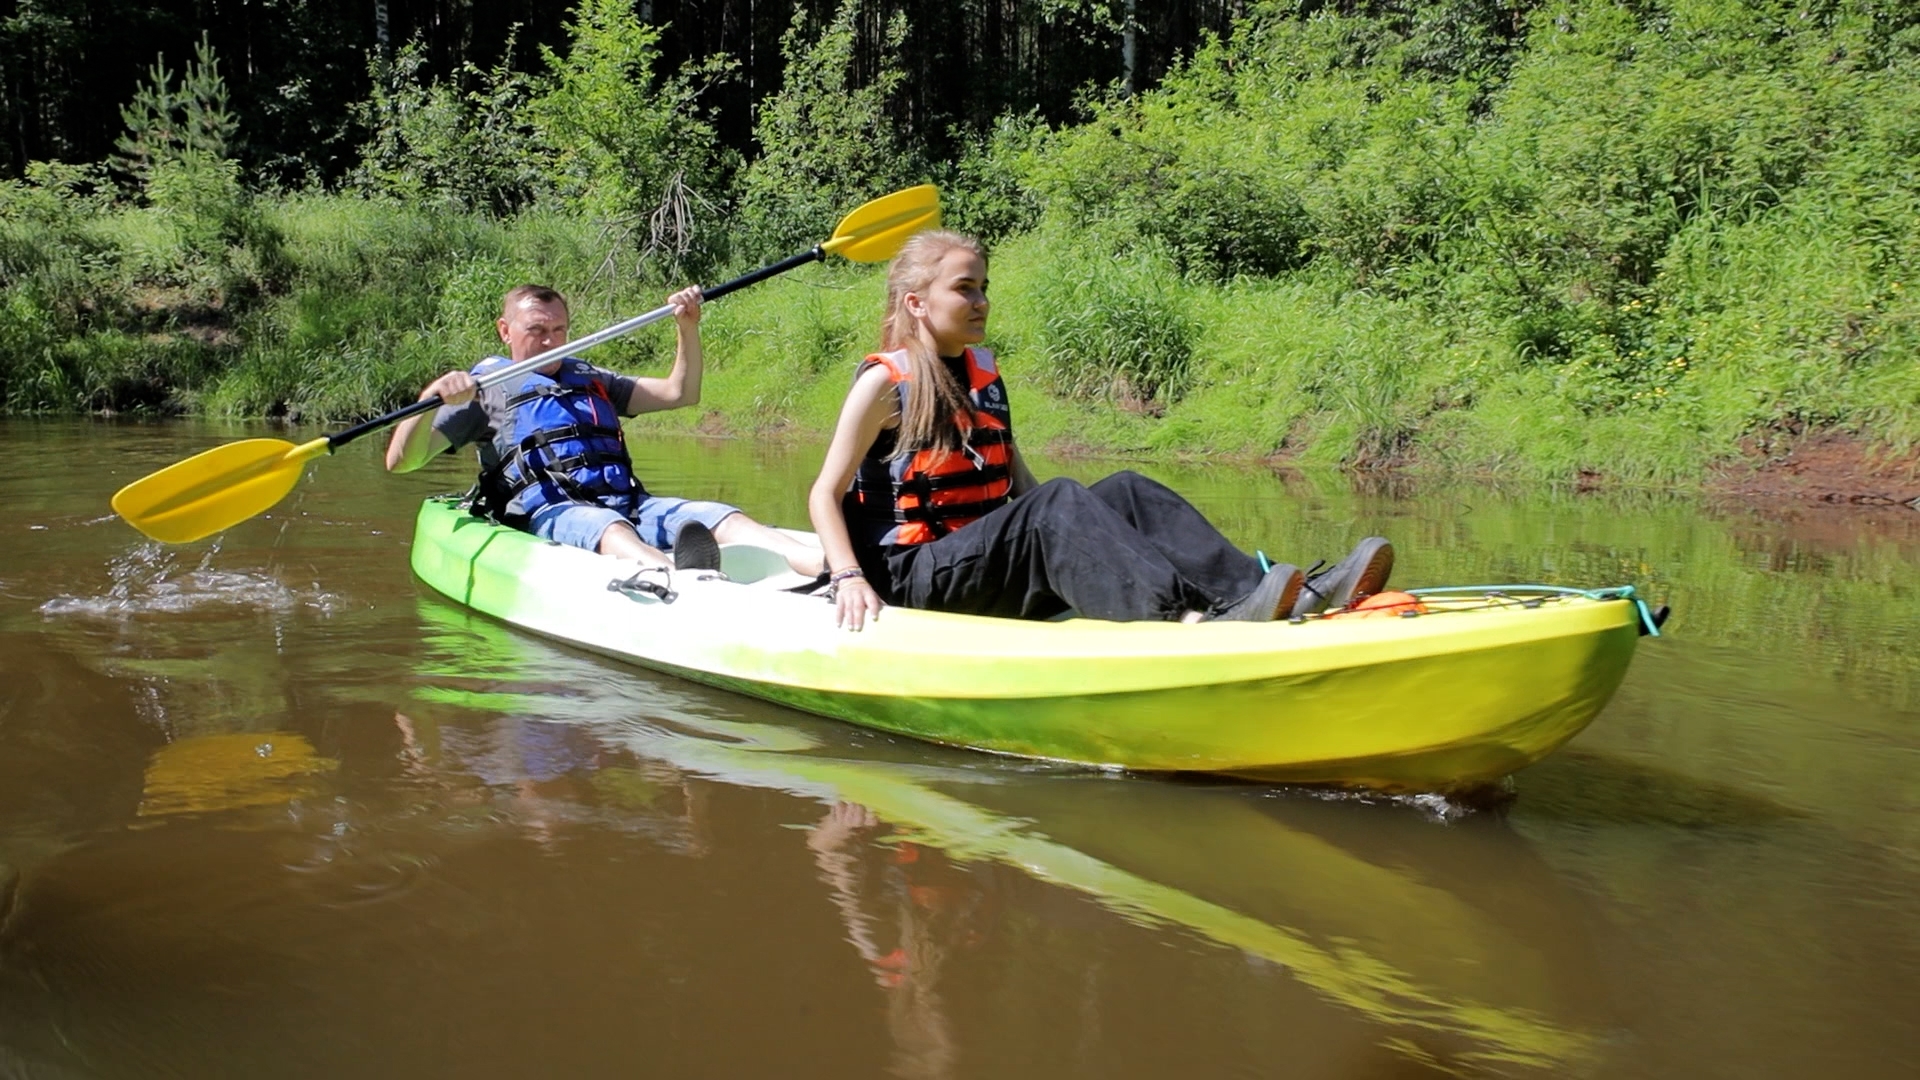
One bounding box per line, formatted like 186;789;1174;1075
808;365;899;631
624;286;704;414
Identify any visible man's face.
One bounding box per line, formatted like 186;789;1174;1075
497;299;570;363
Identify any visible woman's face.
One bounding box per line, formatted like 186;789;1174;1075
907;247;989;354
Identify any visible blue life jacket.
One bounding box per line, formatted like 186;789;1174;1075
473;356;644;522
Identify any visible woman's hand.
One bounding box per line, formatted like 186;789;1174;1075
835;575;884;631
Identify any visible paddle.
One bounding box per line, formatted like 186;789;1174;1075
113;185;941;544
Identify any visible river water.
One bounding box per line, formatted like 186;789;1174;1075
1;417;1914;1078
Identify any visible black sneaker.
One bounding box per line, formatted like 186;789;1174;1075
1289;537;1393;618
1212;563;1304;622
671;521;723;572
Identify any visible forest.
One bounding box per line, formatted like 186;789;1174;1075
2;0;1916;482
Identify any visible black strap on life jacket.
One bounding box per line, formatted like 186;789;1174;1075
507;421;629;473
892;463;1012;498
892;495;1011;527
890;422;1012;535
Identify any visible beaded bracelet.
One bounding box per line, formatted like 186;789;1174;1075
826;566;866;601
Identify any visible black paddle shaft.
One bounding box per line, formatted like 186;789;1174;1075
323;245;829;453
702;246;825;303
327;395;446;452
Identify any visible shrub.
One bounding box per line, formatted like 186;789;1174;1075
350;39;551;217
531;0;733;280
735;1;927;262
936;113;1045;245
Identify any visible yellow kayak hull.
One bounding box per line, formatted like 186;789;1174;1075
410;499;1641;791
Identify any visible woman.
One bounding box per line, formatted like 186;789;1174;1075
806;230;1392;630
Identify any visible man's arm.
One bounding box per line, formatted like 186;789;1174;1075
623;286;704;415
386;370;477;473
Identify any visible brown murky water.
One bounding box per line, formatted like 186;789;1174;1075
2;417;1915;1078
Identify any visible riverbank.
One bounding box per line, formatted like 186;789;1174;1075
1707;432;1920;508
6;218;1914;504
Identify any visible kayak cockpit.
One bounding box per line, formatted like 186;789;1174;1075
719;538;826;591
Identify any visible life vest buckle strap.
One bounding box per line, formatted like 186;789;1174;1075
894;494;1012;525
893;464;1011;496
513;422;627;453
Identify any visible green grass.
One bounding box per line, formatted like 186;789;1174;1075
3;191;1913;485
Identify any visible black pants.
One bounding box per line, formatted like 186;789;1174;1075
877;471;1266;622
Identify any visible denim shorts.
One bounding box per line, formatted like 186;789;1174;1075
528;497;741;554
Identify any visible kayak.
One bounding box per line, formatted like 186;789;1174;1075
409;497;1652;792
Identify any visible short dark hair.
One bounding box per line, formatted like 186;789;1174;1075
501;284;569;317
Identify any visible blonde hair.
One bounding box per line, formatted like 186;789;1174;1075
878;230;988;458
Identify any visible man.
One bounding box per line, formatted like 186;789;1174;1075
386;283;824;575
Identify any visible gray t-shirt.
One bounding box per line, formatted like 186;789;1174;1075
431;357;639;511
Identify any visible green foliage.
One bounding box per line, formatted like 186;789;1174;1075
0;161;215;413
110;36;285;297
530;0;733;279
351;40;551;216
938;113;1047;245
1000;0;1920;474
736;1;925;260
2;0;1915;488
112;34;238;188
1025;10;1478;281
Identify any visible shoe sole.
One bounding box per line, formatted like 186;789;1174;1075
1291;537;1394;618
1267;565;1305;621
672;521;723;572
1323;538;1393;611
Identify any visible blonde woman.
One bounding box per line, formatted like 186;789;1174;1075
806;230;1392;631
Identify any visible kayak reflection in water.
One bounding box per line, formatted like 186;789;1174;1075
385;283;824;577
805;230;1395;630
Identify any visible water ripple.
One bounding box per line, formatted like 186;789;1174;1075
36;541;344;619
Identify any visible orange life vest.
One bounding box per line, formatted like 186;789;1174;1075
847;347;1014;547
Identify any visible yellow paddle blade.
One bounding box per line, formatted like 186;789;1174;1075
112;436;332;544
821;184;942;261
